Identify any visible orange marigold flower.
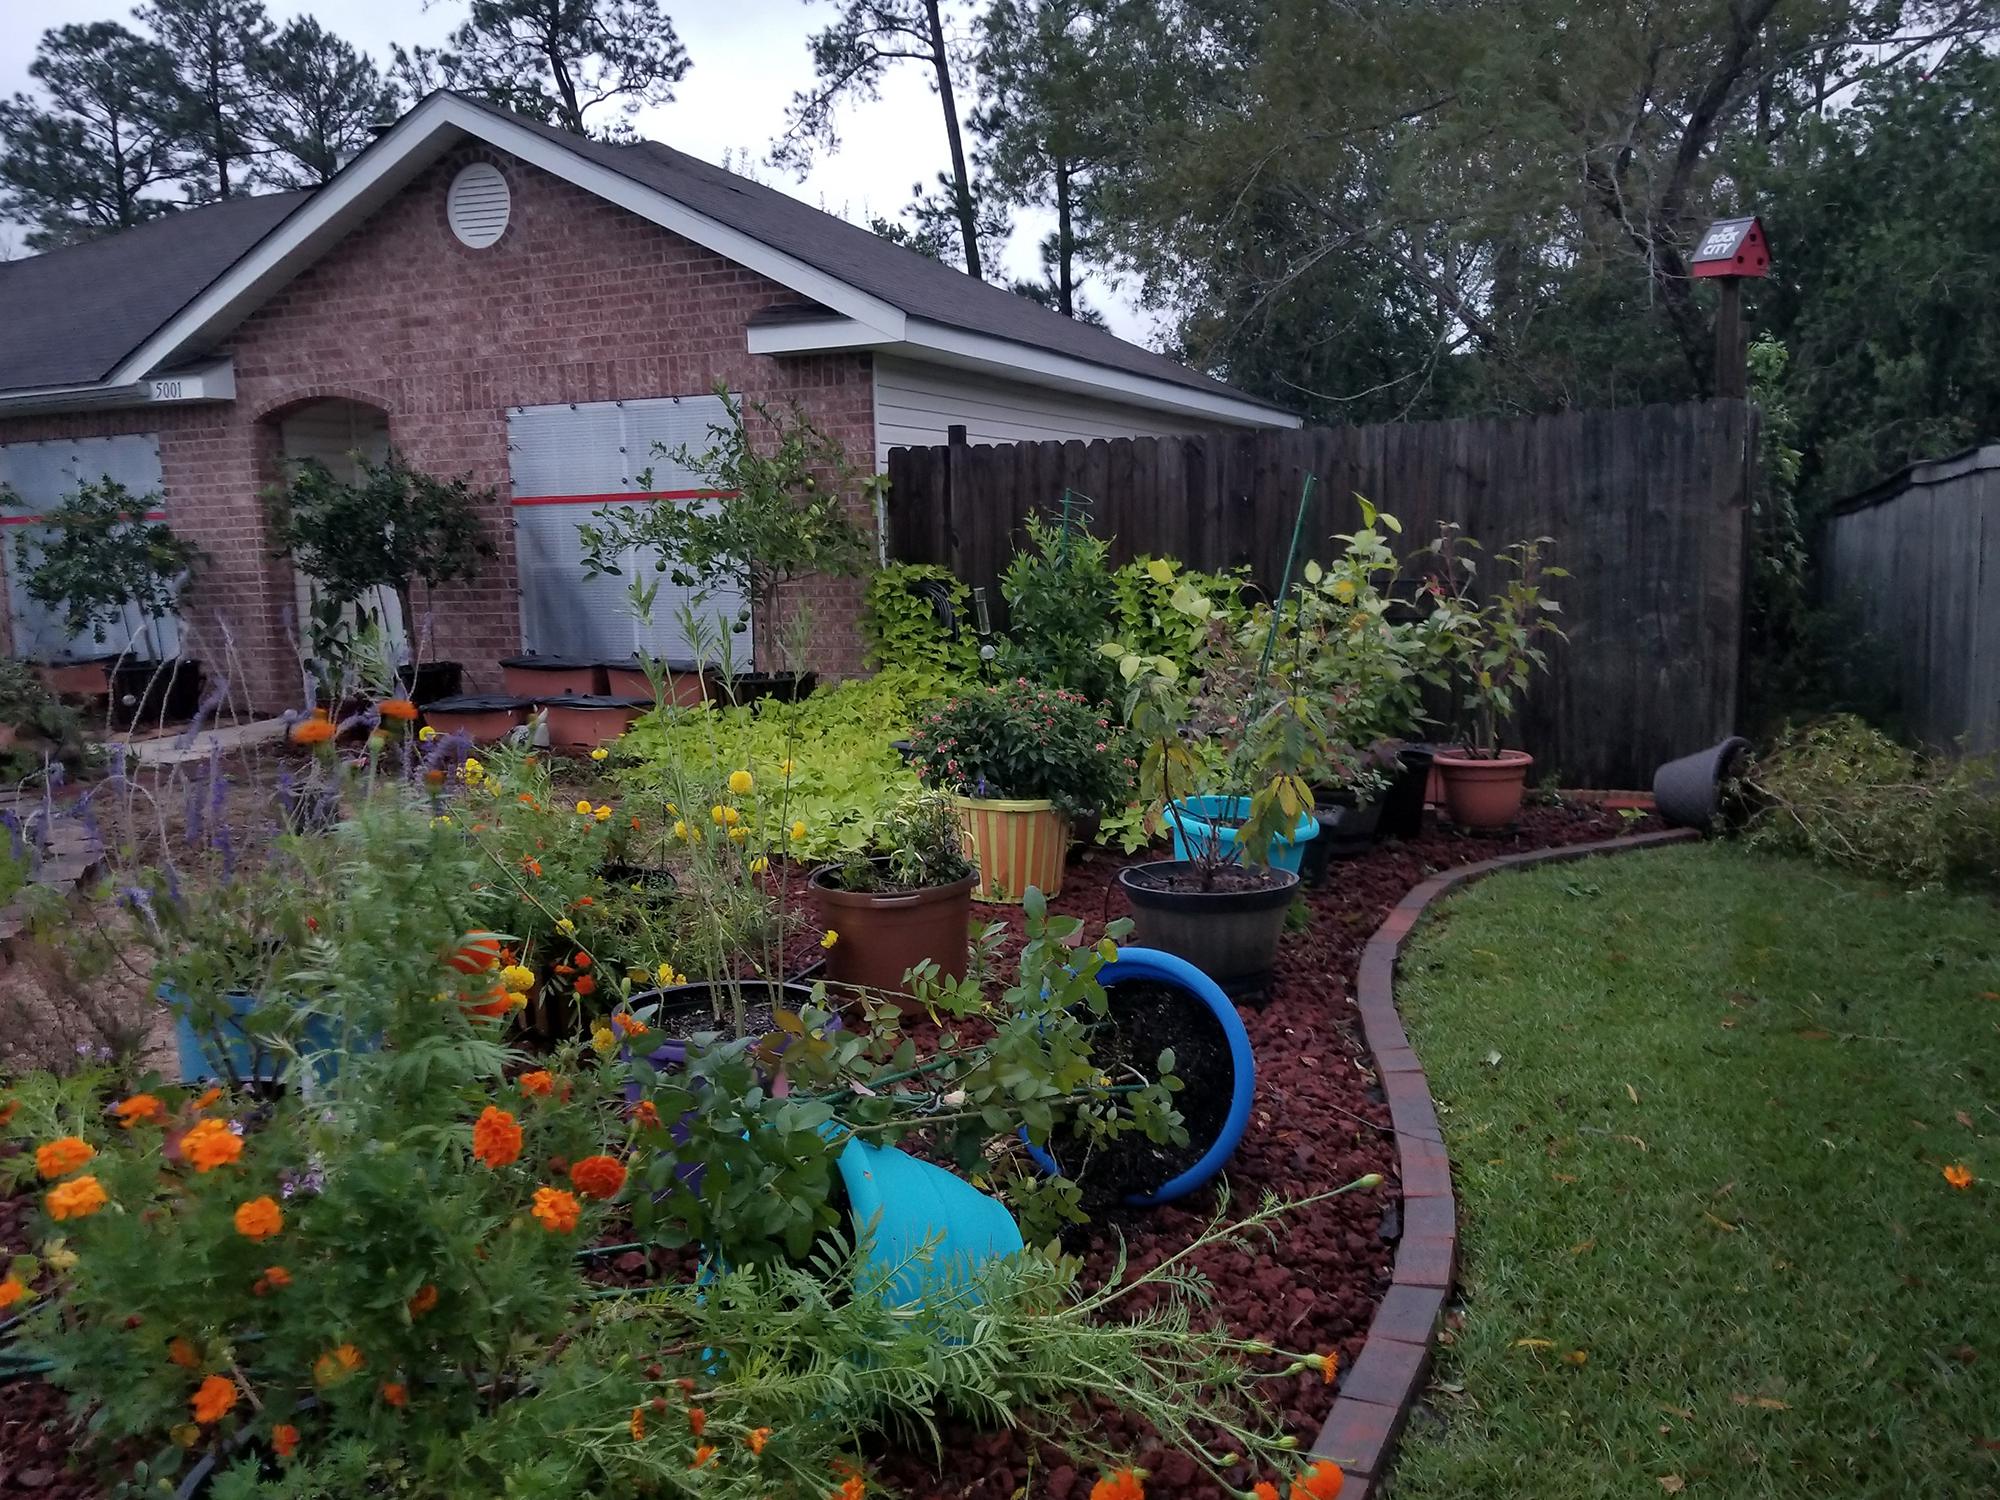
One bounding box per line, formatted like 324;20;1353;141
523;856;543;876
168;1337;200;1369
272;1423;299;1459
1090;1469;1143;1500
408;1284;439;1318
0;1276;27;1310
574;975;597;998
1289;1461;1345;1500
611;1013;648;1037
377;698;419;722
520;1070;556;1098
181;1118;243;1173
1321;1349;1339;1385
574;952;592;969
747;1427;772;1456
234;1196;284;1240
531;1185;581;1233
113;1094;167;1128
630;1406;647;1442
193;1086;223;1110
35;1136;94;1179
0;1099;17;1128
381;1381;409;1408
447;932;504;975
291;712;336;746
688;1407;707;1437
569;1154;627;1201
631;1100;661;1129
1253;1485;1280;1500
1944;1163;1976;1190
472;1106;523;1169
254;1266;291;1296
191;1373;238;1424
313;1344;363;1386
47;1175;109;1221
832;1474;866;1500
691;1445;716;1470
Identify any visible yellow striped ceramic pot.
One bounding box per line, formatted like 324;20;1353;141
951;795;1069;904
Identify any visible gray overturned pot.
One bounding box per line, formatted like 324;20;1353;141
1653;736;1750;830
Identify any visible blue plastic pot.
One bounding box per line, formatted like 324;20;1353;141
1168;795;1318;874
1023;945;1256;1206
159;986;359;1087
835;1136;1024;1307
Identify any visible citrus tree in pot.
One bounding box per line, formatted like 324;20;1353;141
1425;525;1568;829
905;680;1133;903
809;790;981;1010
10;477;205;722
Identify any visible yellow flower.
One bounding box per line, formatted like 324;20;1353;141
722;806;742;826
576;800;593;816
556;918;576;936
500;964;536;994
431;815;453;828
594;805;612;822
820;930;839;950
749;856;768;874
727;826;748;842
728;769;754;795
673;820;689;840
790;820;807;841
462;756;484;778
663;801;678;816
418;726;437;742
42;1238;77;1273
777;759;795;779
590;1025;617;1057
590;747;609;762
655;962;675;986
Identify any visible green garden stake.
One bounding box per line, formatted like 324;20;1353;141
1257;471;1319;681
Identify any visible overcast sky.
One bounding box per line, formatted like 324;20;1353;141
0;0;1161;343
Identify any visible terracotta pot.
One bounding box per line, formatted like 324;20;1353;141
421;694;533;744
541;694;647;752
38;657;115;698
809;861;977;1008
499;654;606;697
1434;749;1534;829
951;795;1067;903
603;660;714;706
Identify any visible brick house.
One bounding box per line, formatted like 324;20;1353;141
0;91;1296;712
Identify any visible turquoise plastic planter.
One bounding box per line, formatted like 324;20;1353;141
159;985;360;1087
1168;795;1318;874
835;1136;1023;1307
1023;946;1257;1207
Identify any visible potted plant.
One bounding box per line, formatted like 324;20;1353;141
265;451;496;705
10;476;204;723
906;680;1132;903
1103;586;1326;998
578;383;874;703
808;790;979;1007
1424;525;1568;829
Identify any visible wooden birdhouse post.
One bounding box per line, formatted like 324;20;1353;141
1691;216;1770;399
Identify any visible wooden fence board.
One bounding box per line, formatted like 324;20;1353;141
885;400;1755;786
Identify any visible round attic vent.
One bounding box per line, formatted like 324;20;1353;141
446;162;511;248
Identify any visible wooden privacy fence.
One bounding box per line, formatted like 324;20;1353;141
884;399;1757;789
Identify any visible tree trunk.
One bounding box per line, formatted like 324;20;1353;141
923;0;983;281
1054;157;1075;316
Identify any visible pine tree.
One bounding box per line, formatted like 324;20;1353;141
0;22;185;250
136;0;276;202
253;17;396;188
777;0;987;280
391;0;691;138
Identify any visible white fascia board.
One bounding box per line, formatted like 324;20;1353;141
109;93;906;385
898;320;1301;429
745;315;903;355
0;380;151;416
0;357;236;418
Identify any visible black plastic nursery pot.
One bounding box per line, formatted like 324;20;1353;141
1115;860;1300;1002
397;660;465;706
723;671;818;706
1378;742;1464;839
1297;789;1385;886
108;657;205;729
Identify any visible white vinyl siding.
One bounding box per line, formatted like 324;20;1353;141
871;356;1213;466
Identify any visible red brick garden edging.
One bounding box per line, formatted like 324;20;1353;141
1310;827;1702;1497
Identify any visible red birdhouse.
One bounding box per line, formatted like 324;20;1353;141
1691;216;1770;279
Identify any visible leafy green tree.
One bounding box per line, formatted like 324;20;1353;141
778;0;987;280
10;478;200;652
252;17;396;188
867;167;1008;273
0;22;185;250
136;0;276;202
391;0;691;137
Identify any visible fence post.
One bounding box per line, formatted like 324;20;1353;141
944;424;968;581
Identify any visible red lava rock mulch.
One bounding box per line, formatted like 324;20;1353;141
0;800;1654;1500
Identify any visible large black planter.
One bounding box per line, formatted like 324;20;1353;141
1653;736;1751;830
1298;790;1385;886
724;671;819;706
1116;860;1299;1002
108;657;204;729
397;660;464;706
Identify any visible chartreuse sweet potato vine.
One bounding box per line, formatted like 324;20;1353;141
0;756;1376;1498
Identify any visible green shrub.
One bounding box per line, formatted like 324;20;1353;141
908;680;1134;814
1740;715;2000;889
996;516;1119;699
860;563;978;688
0;658;88;777
1110;555;1252;677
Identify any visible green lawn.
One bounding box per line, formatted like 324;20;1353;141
1387;844;2000;1499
